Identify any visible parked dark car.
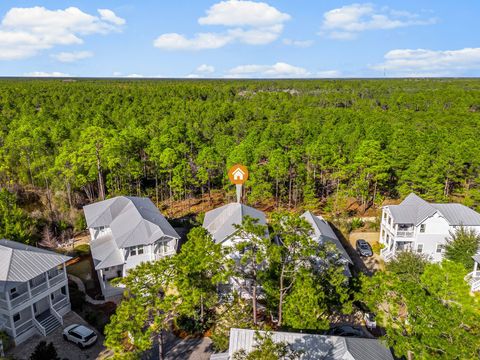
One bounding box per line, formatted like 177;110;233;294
356;239;373;257
327;325;365;337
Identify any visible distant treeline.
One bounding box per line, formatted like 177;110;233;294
0;78;479;212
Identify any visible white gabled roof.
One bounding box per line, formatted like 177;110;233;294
203;203;267;244
0;239;71;292
84;196;180;248
228;328;393;360
387;193;480;226
301;211;352;264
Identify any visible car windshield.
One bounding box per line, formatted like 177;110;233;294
84;332;96;341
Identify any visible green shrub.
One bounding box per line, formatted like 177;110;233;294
350;218;364;231
74;213;87;233
74;244;90;256
0;330;13;352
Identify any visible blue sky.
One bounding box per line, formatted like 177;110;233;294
0;1;479;78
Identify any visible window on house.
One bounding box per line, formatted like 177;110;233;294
420;224;426;233
13;313;20;322
417;244;424;253
130;247;137;256
10;287;16;294
388;217;391;225
436;244;445;253
61;286;66;295
383;212;387;219
138;245;144;255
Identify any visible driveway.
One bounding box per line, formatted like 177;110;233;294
7;311;110;360
348;232;384;275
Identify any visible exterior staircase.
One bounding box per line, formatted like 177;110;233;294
465;271;480;292
36;312;61;335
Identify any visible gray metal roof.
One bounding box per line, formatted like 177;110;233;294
84;196;180;248
387;193;480;226
90;231;124;270
227;328;393;360
0;239;71;292
203;203;267;244
302;211;352;264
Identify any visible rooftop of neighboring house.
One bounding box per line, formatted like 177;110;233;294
0;239;71;292
385;193;480;226
218;328;394;360
83;196;180;270
301;211;353;265
203;202;268;244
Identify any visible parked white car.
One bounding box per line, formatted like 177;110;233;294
63;324;98;348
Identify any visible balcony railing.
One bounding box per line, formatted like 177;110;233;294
49;272;66;287
15;319;33;337
154;250;175;260
10;291;29;308
52;296;68;312
30;281;48;297
0;297;9;310
396;230;414;238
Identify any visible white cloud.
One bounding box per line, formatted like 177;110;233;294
98;9;126;26
0;6;125;60
198;0;290;27
154;0;289;50
282;38;314;48
23;71;71;77
196;64;215;73
51;50;93;62
226;62;310;78
315;70;341;78
320;3;436;40
154;32;231;50
371;48;480;77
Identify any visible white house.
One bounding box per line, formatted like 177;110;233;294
210;328;394;360
203;202;268;248
301;211;353;277
380;193;480;262
203;203;268;297
83;196;180;298
0;239;71;345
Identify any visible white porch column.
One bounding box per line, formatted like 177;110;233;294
474;261;478;273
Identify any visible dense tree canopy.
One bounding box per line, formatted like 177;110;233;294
1;79;480;217
361;257;480;359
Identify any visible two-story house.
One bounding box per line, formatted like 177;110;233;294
203;202;268;248
83;196;180;298
203;202;268;297
301;211;353;277
380;193;480;262
0;239;71;345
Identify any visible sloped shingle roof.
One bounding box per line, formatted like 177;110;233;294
387;193;480;226
227;328;393;360
0;239;70;292
203;203;267;244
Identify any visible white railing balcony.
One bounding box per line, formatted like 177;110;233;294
396;230;414;238
52;296;68;312
10;292;30;308
30;281;48;297
154;250;175;260
15;319;34;336
49;272;66;287
0;297;9;310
